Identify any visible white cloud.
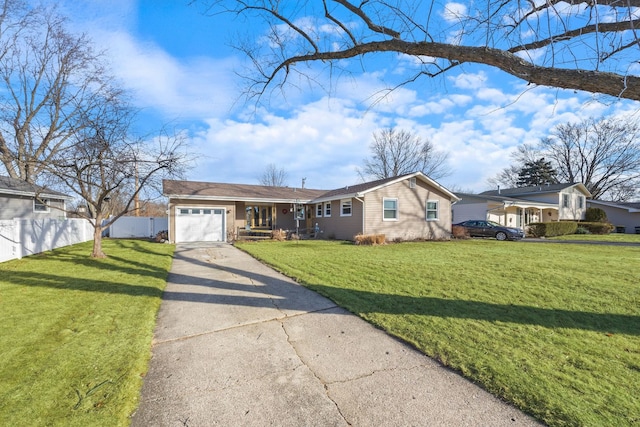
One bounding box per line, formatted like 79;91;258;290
442;2;468;22
190;97;382;189
450;72;488;90
93;32;239;119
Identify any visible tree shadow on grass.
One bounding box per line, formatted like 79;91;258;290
304;284;640;336
6;243;639;336
1;270;164;298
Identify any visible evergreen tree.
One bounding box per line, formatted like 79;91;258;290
516;158;558;187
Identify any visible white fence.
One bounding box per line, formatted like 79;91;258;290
106;216;167;238
0;218;94;263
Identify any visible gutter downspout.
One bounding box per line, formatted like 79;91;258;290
355;196;365;235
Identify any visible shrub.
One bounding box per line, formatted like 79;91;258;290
452;225;470;239
579;222;614;235
354;234;386;245
585;207;607;222
271;229;286;241
528;222;578;237
575;226;591;235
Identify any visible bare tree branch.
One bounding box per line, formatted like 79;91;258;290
359;128;451;180
198;0;640;103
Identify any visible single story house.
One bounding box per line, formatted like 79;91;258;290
587;200;640;234
0;175;70;220
453;183;591;229
163;172;459;243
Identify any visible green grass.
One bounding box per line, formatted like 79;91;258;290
548;233;640;243
0;239;174;427
237;239;640;427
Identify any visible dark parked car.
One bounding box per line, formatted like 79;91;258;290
453;220;524;241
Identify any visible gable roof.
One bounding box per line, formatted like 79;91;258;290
0;175;70;199
311;172;459;203
163;179;327;203
480;183;591;198
164;172;459;205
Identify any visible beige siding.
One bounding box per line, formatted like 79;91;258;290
362;179;452;241
314;199;364;240
558;189;587;220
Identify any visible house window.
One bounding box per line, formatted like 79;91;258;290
295;205;305;220
316;203;323;217
192;208;201;214
341;199;352;216
179;208;189;215
409;177;416;188
578;196;584;209
34;198;49;212
324;202;331;217
562;194;569;208
426;200;439;220
383;198;398;220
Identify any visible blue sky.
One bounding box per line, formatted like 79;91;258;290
53;0;638;192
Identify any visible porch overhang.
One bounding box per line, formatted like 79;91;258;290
502;200;558;211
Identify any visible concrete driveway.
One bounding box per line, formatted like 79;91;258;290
131;243;542;426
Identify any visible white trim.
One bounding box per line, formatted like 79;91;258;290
340;199;352;217
383;197;398;221
310;172;460;204
33;198;50;213
426;200;439;221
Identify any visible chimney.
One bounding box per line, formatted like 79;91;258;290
497;185;500;194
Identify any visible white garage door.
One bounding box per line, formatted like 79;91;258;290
175;207;225;242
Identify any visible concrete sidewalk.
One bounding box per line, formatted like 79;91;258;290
131;243;541;426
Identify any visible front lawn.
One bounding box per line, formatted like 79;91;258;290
237;239;640;427
548;233;640;243
0;239;174;426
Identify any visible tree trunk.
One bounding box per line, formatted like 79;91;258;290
91;217;106;258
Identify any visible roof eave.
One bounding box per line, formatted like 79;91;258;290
0;188;72;200
165;194;316;204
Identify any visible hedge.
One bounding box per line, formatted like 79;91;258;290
528;222;578;237
579;222;615;235
528;221;613;237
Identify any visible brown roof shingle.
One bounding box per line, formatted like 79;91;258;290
163;179;327;202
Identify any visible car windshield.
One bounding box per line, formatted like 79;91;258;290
486;221;502;227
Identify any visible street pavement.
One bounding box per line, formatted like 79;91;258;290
131;243;542;426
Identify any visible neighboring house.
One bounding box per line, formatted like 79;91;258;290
453;183;591;229
163;172;459;243
587;200;640;234
0;175;70;220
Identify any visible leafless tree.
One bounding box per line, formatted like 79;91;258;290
358;128;450;180
488;117;640;201
259;163;288;186
198;0;640;102
541;117;640;201
46;96;191;258
487;144;540;189
0;1;109;183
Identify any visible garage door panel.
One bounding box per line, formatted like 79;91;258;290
176;208;224;242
